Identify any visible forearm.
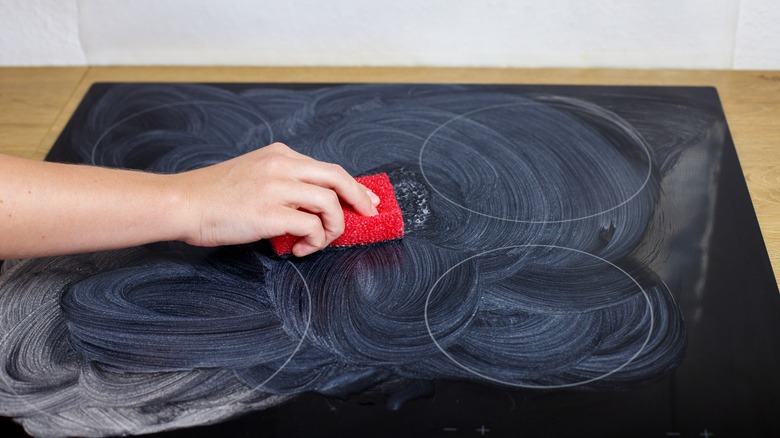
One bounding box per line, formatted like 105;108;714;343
0;154;186;259
1;143;378;260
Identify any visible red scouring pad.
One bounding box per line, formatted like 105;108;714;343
270;172;404;256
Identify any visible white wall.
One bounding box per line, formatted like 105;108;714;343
1;0;778;69
734;0;780;68
0;0;85;65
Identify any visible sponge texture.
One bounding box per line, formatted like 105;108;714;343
270;172;404;256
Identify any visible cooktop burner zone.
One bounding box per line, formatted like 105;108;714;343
0;83;777;437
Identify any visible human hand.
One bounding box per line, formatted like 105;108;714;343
173;143;380;256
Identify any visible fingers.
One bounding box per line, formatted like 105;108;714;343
250;143;383;257
275;182;353;256
289;161;379;217
277;208;328;257
278;195;352;257
265;143;379;216
285;183;347;243
277;179;379;257
363;183;381;206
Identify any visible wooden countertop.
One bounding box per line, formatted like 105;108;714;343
1;67;778;285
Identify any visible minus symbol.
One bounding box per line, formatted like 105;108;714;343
666;433;681;437
443;427;458;432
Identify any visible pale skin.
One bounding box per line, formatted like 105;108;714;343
0;142;379;260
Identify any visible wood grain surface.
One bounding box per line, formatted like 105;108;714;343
1;67;778;284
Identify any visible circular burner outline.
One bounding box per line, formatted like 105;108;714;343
417;102;653;223
244;260;313;392
423;244;654;389
89;100;274;165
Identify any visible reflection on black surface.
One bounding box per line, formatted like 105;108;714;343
1;84;774;437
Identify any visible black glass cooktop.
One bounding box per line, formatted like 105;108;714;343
1;83;778;437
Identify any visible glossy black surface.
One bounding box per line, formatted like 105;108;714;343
3;84;779;437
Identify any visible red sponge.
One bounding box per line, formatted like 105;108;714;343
270;172;404;256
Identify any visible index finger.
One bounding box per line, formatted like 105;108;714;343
291;161;379;217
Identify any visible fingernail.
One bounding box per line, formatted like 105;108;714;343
371;205;379;216
366;189;380;206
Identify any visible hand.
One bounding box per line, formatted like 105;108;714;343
173;143;380;257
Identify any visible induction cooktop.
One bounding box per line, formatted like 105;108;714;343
0;83;778;437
